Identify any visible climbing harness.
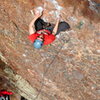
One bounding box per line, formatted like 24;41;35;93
37;29;51;35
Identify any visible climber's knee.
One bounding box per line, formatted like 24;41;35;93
58;21;70;31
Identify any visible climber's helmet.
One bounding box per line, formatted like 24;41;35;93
33;35;44;49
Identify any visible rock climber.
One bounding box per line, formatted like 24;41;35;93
28;8;70;49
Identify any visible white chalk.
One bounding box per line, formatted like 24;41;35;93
36;6;43;13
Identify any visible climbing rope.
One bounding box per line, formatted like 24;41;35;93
34;33;70;100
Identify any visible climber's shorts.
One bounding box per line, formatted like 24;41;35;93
35;18;70;35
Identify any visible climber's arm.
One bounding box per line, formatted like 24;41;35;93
52;18;60;35
29;10;43;35
29;16;39;35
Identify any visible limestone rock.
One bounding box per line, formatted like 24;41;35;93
0;0;100;100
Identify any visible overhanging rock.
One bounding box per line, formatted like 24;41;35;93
0;0;100;100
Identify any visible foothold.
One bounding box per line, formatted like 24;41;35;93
69;17;78;22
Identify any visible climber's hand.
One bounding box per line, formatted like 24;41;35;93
57;17;60;22
34;9;43;18
57;14;62;20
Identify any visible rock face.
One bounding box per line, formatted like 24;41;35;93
0;0;100;100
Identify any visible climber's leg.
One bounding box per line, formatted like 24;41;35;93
34;18;54;32
56;21;70;35
34;18;47;31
